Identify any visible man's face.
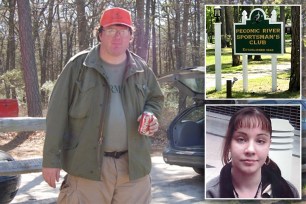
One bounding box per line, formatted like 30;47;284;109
99;25;132;58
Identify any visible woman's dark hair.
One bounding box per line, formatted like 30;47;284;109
262;160;295;197
222;107;272;165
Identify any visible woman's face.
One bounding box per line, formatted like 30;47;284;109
230;126;271;176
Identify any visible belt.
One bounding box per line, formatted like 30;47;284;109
104;150;128;159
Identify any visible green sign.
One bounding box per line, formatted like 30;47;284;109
234;8;284;55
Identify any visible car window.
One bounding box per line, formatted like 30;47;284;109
181;105;204;122
179;77;204;94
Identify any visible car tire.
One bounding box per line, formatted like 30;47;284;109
0;150;21;204
193;167;204;176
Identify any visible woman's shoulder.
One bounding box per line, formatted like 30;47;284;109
285;179;300;198
207;176;220;187
206;176;221;198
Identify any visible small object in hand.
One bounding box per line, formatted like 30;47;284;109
138;112;154;135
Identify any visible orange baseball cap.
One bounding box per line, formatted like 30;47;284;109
100;7;133;28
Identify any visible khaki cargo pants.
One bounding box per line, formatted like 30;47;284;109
57;154;151;204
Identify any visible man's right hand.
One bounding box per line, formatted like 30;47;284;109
42;167;61;188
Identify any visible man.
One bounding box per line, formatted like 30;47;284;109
42;7;164;203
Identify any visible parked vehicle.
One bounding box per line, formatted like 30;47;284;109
158;67;236;176
158;67;205;176
0;150;21;204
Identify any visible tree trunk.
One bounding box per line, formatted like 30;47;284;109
165;2;174;72
231;6;240;66
144;0;151;61
174;1;189;112
135;0;146;60
289;6;300;92
17;0;42;117
158;1;163;74
174;1;182;70
54;3;63;80
32;1;48;63
76;0;88;51
41;0;55;104
280;6;286;53
253;55;262;61
221;7;227;48
5;0;16;98
181;0;190;67
225;7;232;37
65;20;77;66
6;0;16;72
151;0;158;75
193;0;201;66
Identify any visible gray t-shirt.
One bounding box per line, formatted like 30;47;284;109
101;59;127;152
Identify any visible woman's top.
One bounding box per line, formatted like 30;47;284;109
206;162;299;198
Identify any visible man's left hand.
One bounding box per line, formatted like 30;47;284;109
137;113;159;136
147;115;159;136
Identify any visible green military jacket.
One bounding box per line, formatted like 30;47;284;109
42;45;164;181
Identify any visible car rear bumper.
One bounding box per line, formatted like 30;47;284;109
162;146;204;168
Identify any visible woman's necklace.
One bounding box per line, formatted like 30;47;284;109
233;181;262;198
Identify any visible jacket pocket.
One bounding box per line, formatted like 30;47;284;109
69;76;96;118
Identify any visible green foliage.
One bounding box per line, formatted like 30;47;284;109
160;83;198;115
41;80;56;100
0;69;24;88
161;84;179;110
0;69;25;101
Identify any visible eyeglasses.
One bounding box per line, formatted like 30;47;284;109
102;28;130;37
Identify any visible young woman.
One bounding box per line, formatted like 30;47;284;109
206;107;299;198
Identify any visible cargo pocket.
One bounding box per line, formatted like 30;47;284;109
69;75;96;118
57;175;80;204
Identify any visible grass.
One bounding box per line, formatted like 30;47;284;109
206;73;300;99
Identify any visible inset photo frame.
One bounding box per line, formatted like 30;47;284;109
205;104;302;200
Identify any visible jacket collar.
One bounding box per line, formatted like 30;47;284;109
83;44;144;78
219;163;273;198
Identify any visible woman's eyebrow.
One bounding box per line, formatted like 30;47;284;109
257;133;270;137
233;131;247;135
233;130;270;136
